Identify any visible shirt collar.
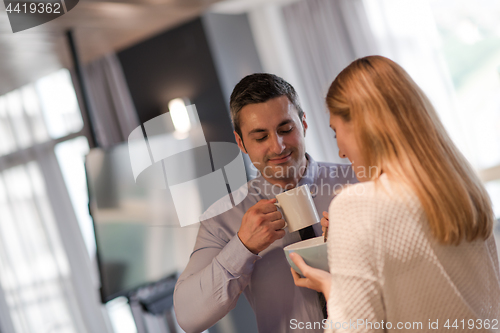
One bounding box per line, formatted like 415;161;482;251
297;153;318;190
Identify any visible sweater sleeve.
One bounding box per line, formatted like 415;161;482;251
324;188;386;333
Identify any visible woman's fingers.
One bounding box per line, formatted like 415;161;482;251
290;253;332;296
290;252;308;273
290;253;315;287
290;267;304;285
290;267;314;290
321;211;329;235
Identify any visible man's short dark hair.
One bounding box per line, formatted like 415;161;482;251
229;73;304;139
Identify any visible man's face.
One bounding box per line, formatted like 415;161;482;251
234;96;308;188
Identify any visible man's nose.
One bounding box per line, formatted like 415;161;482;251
338;149;346;159
270;134;286;154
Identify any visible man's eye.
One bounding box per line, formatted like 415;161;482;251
256;136;267;142
280;127;293;134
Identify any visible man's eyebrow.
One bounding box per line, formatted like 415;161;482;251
247;119;294;136
278;119;294;127
248;128;267;135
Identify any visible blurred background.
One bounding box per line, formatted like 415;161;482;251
0;0;499;332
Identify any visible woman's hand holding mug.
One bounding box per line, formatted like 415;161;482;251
321;211;329;242
289;252;332;301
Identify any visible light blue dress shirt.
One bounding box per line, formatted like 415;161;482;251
174;154;356;333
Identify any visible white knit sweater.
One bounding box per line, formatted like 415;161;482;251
325;174;500;333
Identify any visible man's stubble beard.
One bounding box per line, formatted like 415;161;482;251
261;151;307;187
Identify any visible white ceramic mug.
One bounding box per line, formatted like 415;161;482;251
275;184;320;233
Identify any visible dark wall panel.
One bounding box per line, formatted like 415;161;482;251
117;17;235;144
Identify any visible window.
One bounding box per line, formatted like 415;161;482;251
429;0;500;217
0;69;98;333
363;0;500;253
0;164;76;333
35;70;83;139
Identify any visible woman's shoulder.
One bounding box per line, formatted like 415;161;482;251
330;174;391;204
329;174;420;221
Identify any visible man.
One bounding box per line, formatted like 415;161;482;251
174;74;356;332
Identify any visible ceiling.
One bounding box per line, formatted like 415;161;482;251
0;0;224;96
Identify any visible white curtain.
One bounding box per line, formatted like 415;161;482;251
83;53;140;148
281;0;468;164
361;0;469;159
281;0;378;164
0;71;112;333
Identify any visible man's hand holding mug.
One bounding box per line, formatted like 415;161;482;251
238;199;286;255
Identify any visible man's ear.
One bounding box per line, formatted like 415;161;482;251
301;112;308;137
234;131;247;154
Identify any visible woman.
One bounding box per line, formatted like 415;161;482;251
290;56;500;332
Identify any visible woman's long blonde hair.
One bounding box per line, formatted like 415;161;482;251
326;55;494;245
